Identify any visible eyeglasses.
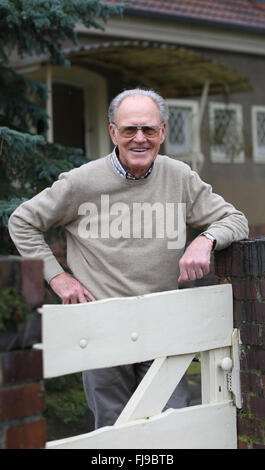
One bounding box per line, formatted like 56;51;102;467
113;123;162;138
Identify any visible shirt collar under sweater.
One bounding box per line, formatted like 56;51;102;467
110;147;154;180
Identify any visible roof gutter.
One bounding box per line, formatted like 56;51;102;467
124;7;265;36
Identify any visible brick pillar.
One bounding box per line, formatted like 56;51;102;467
0;257;46;449
214;238;265;449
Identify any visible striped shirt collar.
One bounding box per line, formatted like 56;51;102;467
110;147;154;180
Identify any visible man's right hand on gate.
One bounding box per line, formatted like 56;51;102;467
50;272;96;304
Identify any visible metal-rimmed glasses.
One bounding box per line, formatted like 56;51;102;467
113;123;162;138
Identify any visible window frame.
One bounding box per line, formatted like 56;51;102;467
209;102;244;164
251;105;265;164
164;99;200;165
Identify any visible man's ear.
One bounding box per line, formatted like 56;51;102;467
160;121;167;144
109;123;118;146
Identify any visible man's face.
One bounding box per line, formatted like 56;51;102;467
109;95;167;178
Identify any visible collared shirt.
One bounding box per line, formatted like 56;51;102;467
110;147;154;180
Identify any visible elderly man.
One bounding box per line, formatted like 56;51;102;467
8;88;249;429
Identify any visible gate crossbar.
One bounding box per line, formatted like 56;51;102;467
36;284;233;378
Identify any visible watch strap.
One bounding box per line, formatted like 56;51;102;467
201;231;216;249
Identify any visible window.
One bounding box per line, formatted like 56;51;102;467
165;100;200;166
209;102;244;163
252;106;265;163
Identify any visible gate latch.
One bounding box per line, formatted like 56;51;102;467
219;329;242;408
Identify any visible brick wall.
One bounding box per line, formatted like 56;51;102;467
214;238;265;449
0;257;46;449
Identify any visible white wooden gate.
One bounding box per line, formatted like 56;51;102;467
35;284;241;449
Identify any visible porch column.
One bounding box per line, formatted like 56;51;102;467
46;64;53;143
214;238;265;449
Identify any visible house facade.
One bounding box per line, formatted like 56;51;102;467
12;0;265;235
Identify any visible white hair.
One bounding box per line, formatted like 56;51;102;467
108;88;169;123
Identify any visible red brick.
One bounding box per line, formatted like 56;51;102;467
240;324;259;346
0;258;20;291
240;371;261;394
237;416;254;436
233;300;246;326
232;279;258;301
230;245;245;276
215;239;265;278
242;239;265;277
246;349;265;371
245;301;265;323
259;280;265;300
0;382;44;421
254;419;265;442
5;418;46;449
215;239;265;447
1;349;42;385
0;258;44;307
237;440;249;449
260;326;265;347
249;396;265;419
214;246;232;277
262;374;265;392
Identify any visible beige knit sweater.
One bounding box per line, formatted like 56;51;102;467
8;154;249;300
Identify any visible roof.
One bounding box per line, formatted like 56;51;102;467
105;0;265;33
65;40;251;97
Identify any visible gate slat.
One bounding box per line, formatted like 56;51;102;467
38;284;233;378
115;354;194;425
46;401;236;449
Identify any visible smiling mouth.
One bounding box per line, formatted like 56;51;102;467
130;148;149;152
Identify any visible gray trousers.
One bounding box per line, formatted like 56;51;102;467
82;360;190;429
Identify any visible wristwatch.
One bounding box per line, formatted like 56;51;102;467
201;231;216;250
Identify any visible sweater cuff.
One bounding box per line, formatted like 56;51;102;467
203;227;235;251
43;257;65;284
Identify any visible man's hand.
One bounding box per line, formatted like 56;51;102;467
50;272;96;304
178;235;213;284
